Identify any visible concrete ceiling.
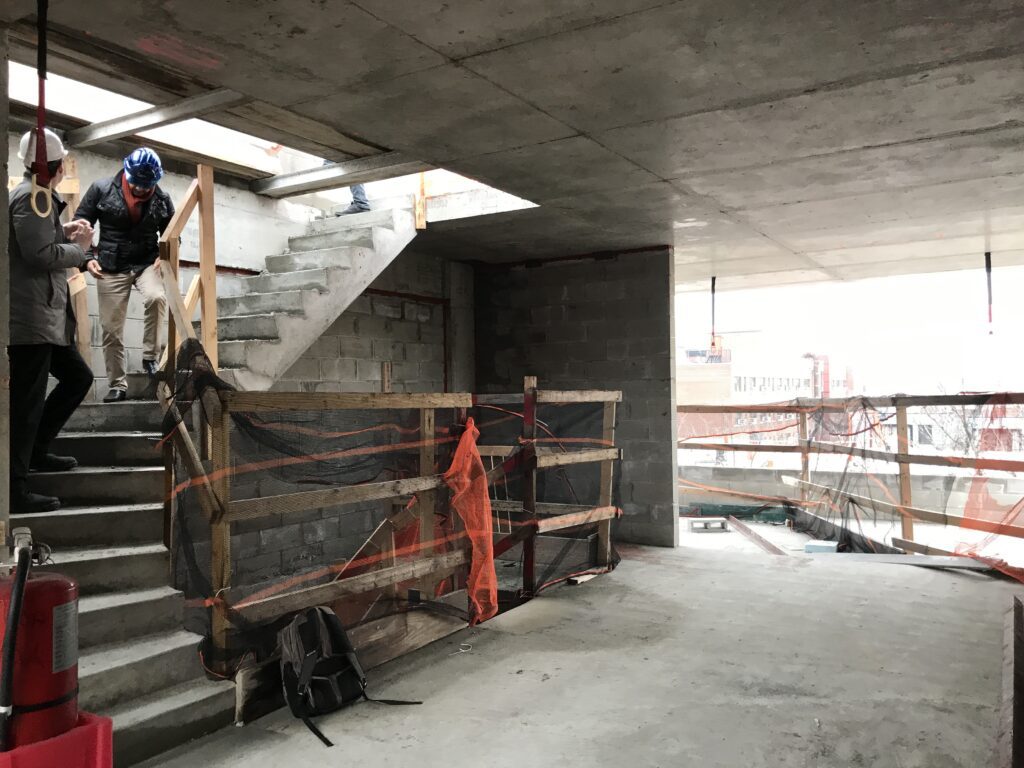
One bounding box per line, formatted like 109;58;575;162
6;1;1024;288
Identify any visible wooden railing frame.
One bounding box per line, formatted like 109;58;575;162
679;393;1024;546
186;377;622;671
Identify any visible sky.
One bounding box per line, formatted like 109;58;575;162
675;265;1024;395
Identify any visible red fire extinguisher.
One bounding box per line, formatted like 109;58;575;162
0;528;78;751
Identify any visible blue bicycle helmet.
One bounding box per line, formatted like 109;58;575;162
123;147;163;189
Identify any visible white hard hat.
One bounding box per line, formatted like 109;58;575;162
18;129;68;167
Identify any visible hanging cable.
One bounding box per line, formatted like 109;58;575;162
29;0;53;218
985;251;993;336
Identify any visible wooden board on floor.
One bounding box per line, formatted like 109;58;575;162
234;606;467;724
806;553;992;570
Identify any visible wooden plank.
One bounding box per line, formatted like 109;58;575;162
221;101;379;159
597;401;616;566
417;408;437;592
806;552;992;569
788;476;1024;539
182;273;202;318
537;506;619;534
997;596;1024;768
472;393;524;405
223;391;473;412
163;238;179;382
210;395;232;672
726;515;788;556
156;382;222;523
158;179;199;244
228;475;447;523
197;164;218;370
678;392;1024;414
536;448;620;469
236;550;469;623
235;608;466;724
159;257;198;342
891;537;960;557
490;500;590;515
896;405;914;542
536;390;622;404
522;376;538;595
678;442;805;454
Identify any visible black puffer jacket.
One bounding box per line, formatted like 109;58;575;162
74;171;174;273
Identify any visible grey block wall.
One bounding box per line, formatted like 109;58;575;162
475;249;678;547
274;249;474;395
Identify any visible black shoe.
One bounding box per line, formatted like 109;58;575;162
335;203;371;216
11;491;60;514
143;359;158;378
30;453;78;472
103;388;127;403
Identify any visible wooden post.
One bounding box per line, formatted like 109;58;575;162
596;401;617;566
210;396;232;672
197;164;218;370
418;407;436;590
163;237;179;385
896;405;914;542
798;412;810;506
522;376;538;594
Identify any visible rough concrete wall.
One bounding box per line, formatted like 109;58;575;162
274;250;465;395
0;31;10;531
475;249;679;547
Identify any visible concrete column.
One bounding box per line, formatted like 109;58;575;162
0;26;10;538
445;260;475;393
474;248;679;547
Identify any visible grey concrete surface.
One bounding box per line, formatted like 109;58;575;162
5;3;1023;285
143;544;1018;768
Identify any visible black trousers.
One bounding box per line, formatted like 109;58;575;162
8;344;93;494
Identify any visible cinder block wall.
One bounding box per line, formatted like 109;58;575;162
177;249;475;593
273;250;473;395
474;249;678;547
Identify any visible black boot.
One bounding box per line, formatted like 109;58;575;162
143;359;158;378
11;489;60;514
30;453;78;472
103;388;127;403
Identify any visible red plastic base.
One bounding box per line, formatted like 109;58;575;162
0;713;112;768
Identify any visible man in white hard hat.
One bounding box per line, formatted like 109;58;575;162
8;128;103;513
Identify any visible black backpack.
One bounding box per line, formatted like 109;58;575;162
279;607;420;747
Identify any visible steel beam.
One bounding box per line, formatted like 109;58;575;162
66;88;250;147
251;152;431;198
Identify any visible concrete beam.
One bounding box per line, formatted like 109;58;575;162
251;152;431;198
65;88;250;148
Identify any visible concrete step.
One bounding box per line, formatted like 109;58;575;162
265;244;363;274
288;226;373;253
218;290;305;318
309;207;396;233
108;678;235;767
52;431;162;466
12;502;162;548
40;543;167;595
80;586;184;649
28;465;163;505
242;268;330;294
80;630;203;712
215;367;274;392
65;401;163;433
218;339;281;369
209;314;280;342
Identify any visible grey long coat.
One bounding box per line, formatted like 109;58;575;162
8;178;89;346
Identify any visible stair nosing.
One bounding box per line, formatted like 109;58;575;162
103;677;234;723
79;585;181;613
45;543;167;563
79;629;201;676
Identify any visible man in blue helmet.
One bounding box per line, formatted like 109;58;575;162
75;147;174;402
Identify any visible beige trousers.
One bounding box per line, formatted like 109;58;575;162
97;264;166;390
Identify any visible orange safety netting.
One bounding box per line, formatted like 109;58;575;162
678;394;1024;583
443;417;498;624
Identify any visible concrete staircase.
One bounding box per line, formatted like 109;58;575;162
217;205;417;390
16;401;235;766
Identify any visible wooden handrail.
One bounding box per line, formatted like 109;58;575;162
159;178;199;245
677;392;1024;414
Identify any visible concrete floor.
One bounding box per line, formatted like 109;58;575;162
143;544;1019;768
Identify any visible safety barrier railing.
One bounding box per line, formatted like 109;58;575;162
677;393;1024;547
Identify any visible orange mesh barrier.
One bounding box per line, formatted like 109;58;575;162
444;417;498;624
